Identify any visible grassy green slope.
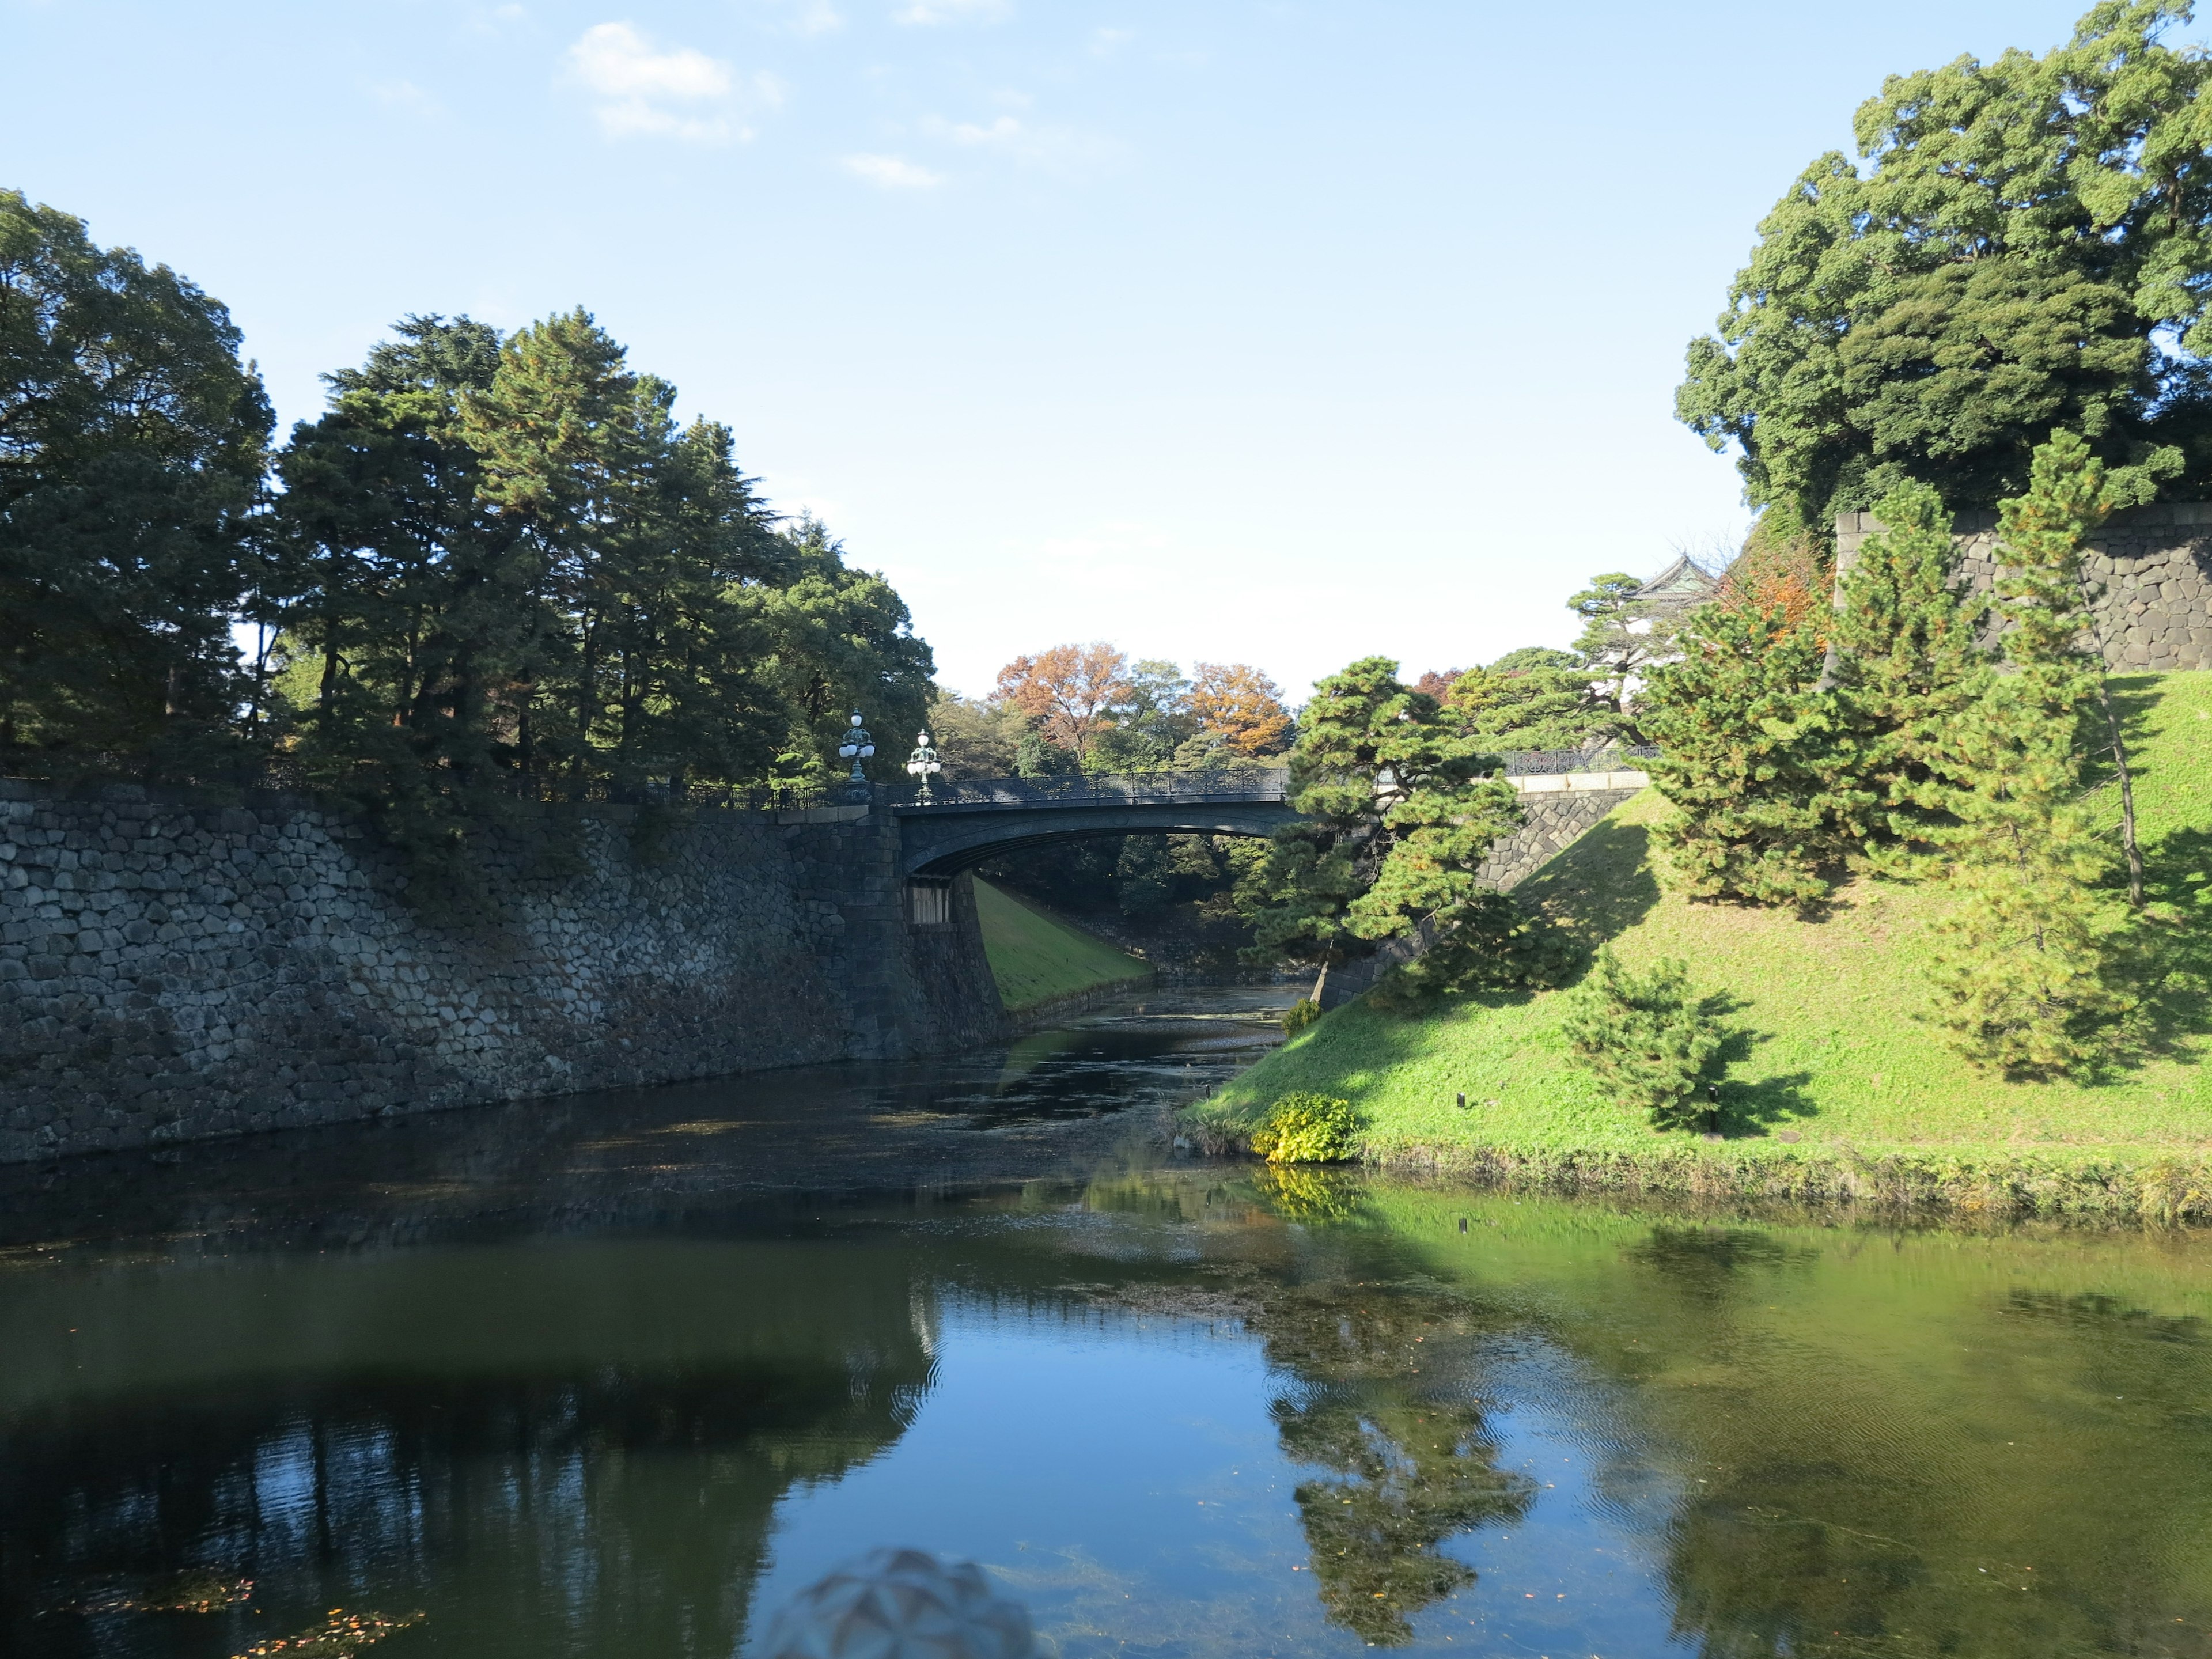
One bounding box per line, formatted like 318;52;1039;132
972;876;1152;1013
1195;672;2212;1205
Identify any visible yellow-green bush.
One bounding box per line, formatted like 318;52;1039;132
1282;998;1321;1036
1249;1092;1359;1163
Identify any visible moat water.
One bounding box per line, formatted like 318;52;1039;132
2;991;2209;1659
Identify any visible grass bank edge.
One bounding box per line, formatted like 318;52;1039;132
972;875;1152;1014
1186;671;2212;1221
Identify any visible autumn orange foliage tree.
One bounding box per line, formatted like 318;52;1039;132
1190;662;1293;756
993;643;1134;763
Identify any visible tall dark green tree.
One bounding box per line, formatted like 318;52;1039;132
1821;480;1990;860
272;310;920;838
1245;657;1533;1002
461;308;672;797
1926;433;2146;1074
1679;2;2212;530
748;514;935;793
1641;577;1844;907
0;190;271;772
271;315;531;839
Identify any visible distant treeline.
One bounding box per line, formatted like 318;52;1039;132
1;191;931;855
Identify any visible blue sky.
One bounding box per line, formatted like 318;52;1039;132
3;0;2171;701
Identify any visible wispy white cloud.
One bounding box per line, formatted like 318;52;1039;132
843;152;943;189
1088;26;1131;56
566;22;743;142
893;0;1010;25
940;113;1019;146
919;111;1120;172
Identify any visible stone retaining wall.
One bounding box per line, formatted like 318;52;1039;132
1475;774;1647;892
1322;776;1644;1007
0;784;1002;1163
1834;500;2212;671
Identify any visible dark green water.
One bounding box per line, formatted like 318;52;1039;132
2;995;2209;1659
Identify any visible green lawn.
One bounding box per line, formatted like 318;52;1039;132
973;876;1152;1014
1192;672;2212;1215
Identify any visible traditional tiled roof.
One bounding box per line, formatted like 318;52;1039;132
1628;554;1722;615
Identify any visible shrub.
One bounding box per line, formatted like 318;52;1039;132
1249;1092;1359;1163
1559;949;1724;1129
1282;998;1321;1036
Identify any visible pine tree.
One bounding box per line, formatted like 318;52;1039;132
1641;584;1842;906
1245;657;1537;1002
1925;431;2143;1075
1446;657;1598;752
463;309;665;798
1560;950;1724;1128
271;314;533;851
1823;479;1989;860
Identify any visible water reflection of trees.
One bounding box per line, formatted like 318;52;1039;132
1082;1170;1536;1647
1585;1218;2212;1659
1273;1384;1529;1644
0;1247;933;1659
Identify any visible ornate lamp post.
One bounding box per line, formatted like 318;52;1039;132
905;729;943;802
836;710;875;802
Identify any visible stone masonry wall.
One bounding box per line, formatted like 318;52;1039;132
0;783;1003;1163
1474;776;1647;892
1321;775;1643;1007
1834;499;2212;671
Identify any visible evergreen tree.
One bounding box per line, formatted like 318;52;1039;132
461;308;669;798
1;190;272;774
1446;656;1597;752
1560;950;1724;1128
1245;657;1532;1001
1925;432;2143;1074
1823;479;1989;860
271;315;533;846
273;311;918;830
748;515;935;793
1569;573;1675;738
1678;3;2212;529
1641;582;1842;907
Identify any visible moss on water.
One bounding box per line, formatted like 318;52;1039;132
1192;672;2212;1219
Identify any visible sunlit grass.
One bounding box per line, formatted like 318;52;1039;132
974;876;1152;1013
1194;673;2212;1205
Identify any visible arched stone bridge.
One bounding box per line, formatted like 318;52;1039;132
882;755;1654;934
894;769;1300;880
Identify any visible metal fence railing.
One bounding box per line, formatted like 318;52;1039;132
1498;745;1660;776
7;747;1659;816
887;748;1661;809
887;767;1290;809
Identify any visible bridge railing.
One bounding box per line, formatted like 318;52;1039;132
888;767;1291;809
887;747;1660;809
1501;745;1660;775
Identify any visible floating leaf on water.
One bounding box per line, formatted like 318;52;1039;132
230;1609;424;1659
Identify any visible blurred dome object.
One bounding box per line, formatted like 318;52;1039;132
760;1547;1035;1658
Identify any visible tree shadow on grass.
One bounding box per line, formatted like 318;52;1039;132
1516;819;1663;952
2091;675;2164;787
1705;993;1817;1138
2128;823;2212;1063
